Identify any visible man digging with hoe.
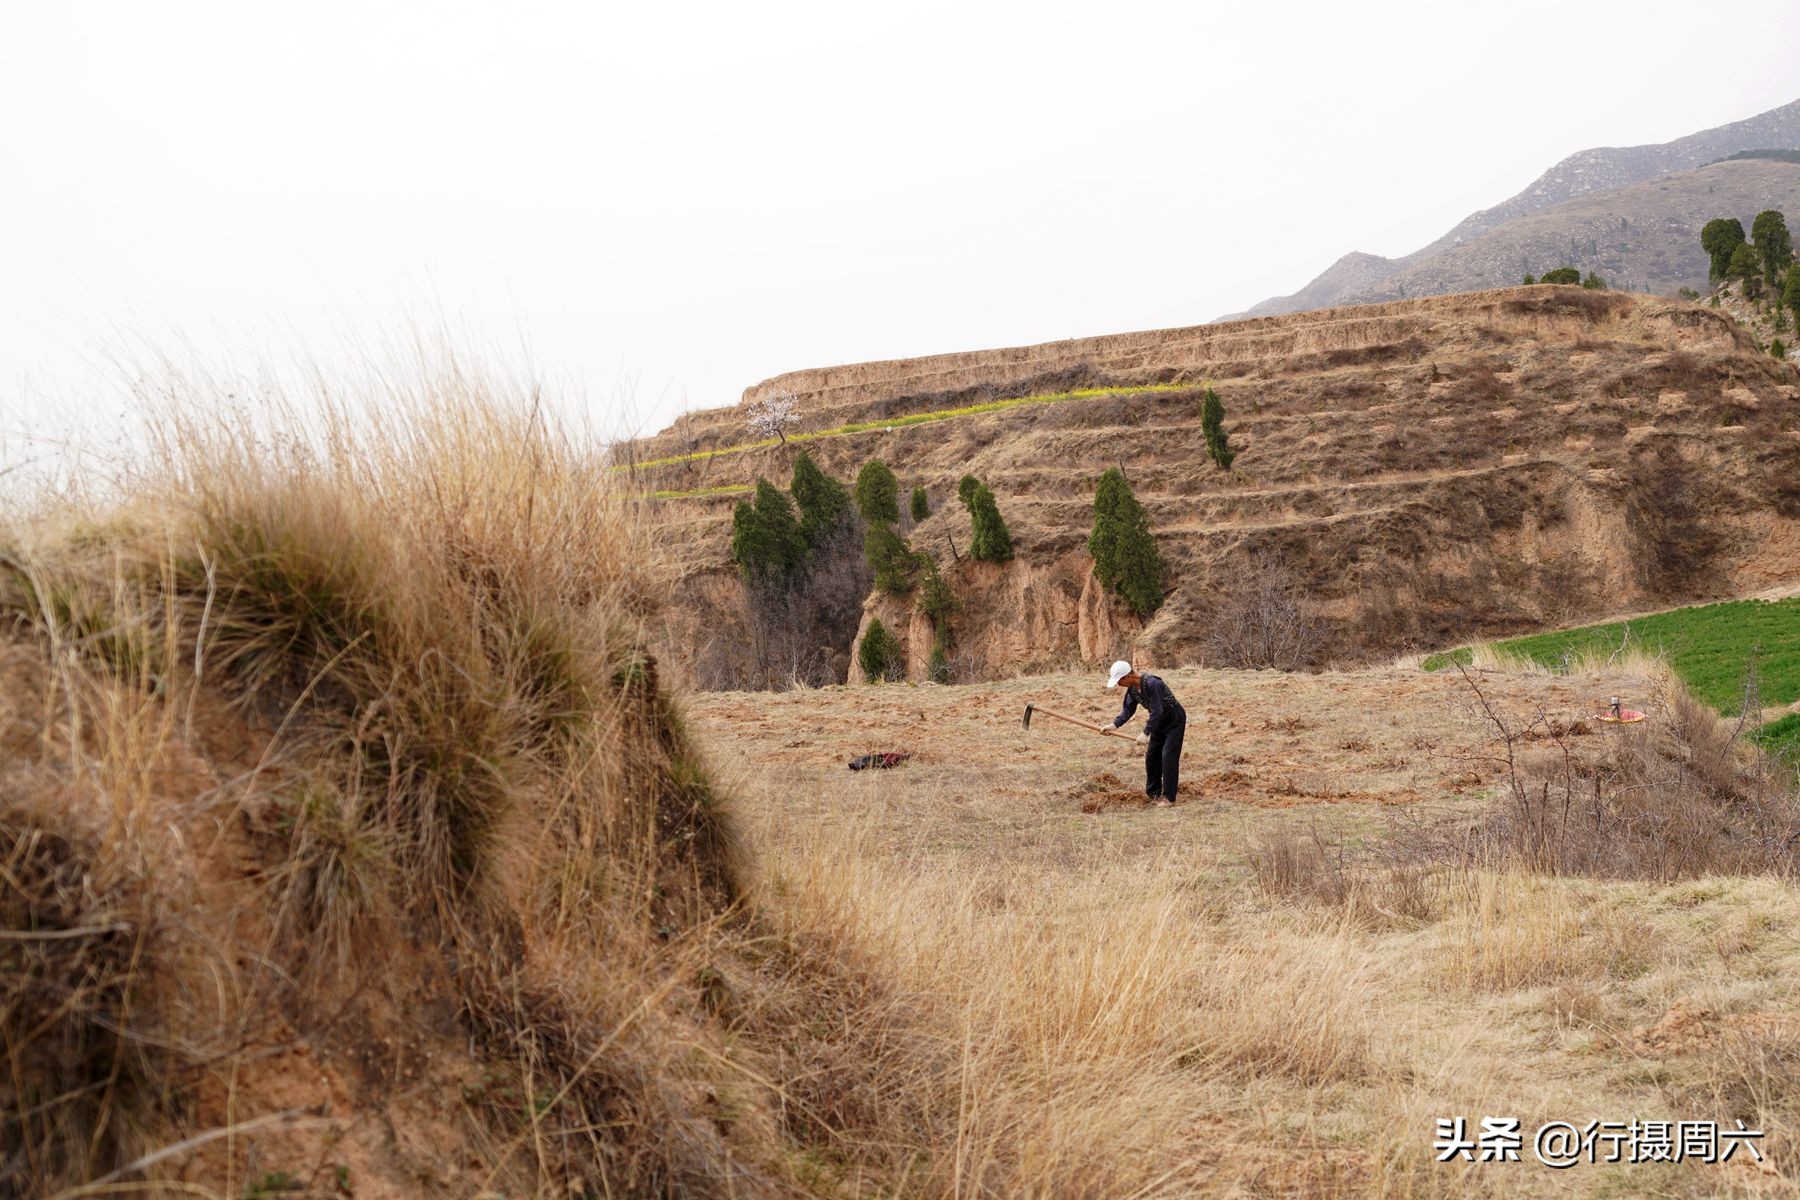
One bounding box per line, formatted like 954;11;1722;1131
1105;660;1186;806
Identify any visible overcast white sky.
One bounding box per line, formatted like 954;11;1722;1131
6;0;1800;452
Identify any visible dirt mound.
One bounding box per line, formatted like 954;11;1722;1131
0;373;957;1198
631;286;1800;689
1633;1001;1800;1055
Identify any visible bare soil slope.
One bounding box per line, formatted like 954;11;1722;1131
631;287;1800;688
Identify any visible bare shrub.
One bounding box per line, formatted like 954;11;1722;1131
1446;664;1800;879
1204;552;1324;670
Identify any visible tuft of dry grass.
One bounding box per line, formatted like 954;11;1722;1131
0;788;183;1189
0;351;936;1197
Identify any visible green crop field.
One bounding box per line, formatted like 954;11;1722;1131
1422;598;1800;716
1754;711;1800;760
623;382;1196;476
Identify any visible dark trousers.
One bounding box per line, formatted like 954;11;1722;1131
1145;708;1186;801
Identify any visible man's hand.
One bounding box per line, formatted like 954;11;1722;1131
1100;724;1117;736
1136;733;1150;746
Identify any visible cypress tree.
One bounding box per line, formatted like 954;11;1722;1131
865;524;919;594
967;484;1013;562
1786;267;1800;326
910;485;930;522
1727;241;1761;280
915;555;959;683
1088;467;1165;616
916;555;959;627
1201;388;1236;470
1702;217;1748;281
730;478;807;580
789;450;851;550
858;618;902;682
957;474;980;507
855;461;901;525
1752;210;1794;284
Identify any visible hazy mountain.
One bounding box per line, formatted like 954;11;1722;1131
1341;158;1800;304
1222;97;1800;320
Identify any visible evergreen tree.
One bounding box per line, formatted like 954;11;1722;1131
910;485;930;522
1522;274;1536;285
1201;387;1236;470
1581;271;1606;290
789;450;852;550
864;523;919;594
967;484;1014;562
1773;338;1788;360
858;618;902;682
1538;267;1581;285
1786;267;1800;327
1087;467;1165;617
729;478;806;580
854;461;900;525
957;474;980;507
1728;242;1761;281
915;555;959;683
1752;210;1794;283
915;554;959;627
1702;217;1747;281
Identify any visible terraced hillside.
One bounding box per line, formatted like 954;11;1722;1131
626;286;1800;688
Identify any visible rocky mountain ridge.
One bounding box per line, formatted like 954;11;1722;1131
1225;97;1800;319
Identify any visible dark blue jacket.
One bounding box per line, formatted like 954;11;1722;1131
1112;673;1184;731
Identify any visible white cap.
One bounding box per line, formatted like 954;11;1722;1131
1106;660;1132;688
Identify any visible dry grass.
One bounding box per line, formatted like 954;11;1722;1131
12;337;1800;1196
699;659;1800;1198
0;352;937;1197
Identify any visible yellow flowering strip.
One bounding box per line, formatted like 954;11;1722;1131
643;484;753;500
623;382;1194;474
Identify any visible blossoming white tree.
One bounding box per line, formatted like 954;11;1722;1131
746;391;801;444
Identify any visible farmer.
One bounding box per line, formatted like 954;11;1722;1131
1104;660;1186;806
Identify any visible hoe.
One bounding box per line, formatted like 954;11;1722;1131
1022;702;1139;744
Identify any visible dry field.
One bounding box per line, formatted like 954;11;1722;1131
701;663;1800;1197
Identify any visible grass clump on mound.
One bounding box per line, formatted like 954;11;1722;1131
0;354;963;1197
